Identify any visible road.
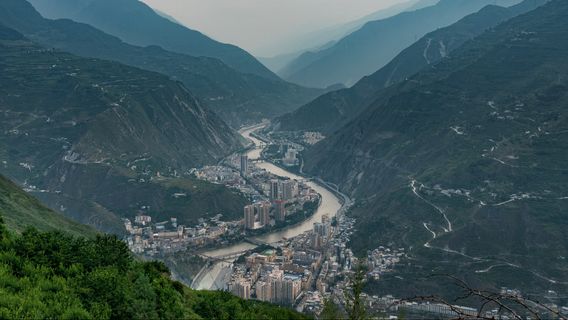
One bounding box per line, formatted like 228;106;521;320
192;123;349;290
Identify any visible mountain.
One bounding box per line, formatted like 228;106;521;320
302;0;568;297
259;51;304;75
275;0;546;134
27;0;277;80
0;174;96;237
280;0;522;88
262;0;422;73
0;24;248;233
0;213;307;319
405;0;440;11
0;0;321;126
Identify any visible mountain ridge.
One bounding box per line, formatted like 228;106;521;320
28;0;278;81
0;24;247;232
0;0;322;126
301;0;568;296
274;0;547;134
281;0;522;88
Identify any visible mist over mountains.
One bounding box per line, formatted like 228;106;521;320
13;0;322;126
301;0;567;296
28;0;276;80
274;0;547;134
280;0;523;88
0;0;567;317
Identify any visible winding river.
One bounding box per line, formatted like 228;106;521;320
194;124;343;289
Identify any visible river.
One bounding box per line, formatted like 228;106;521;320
193;124;343;289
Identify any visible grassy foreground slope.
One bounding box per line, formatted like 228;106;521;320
0;174;96;237
0;177;307;319
0;217;307;319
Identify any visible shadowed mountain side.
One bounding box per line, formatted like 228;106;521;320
0;174;97;237
0;25;247;232
302;0;568;297
0;0;322;126
274;0;548;134
281;0;522;88
28;0;278;80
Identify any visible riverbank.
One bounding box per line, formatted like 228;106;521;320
192;123;347;289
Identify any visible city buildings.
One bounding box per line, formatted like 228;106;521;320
281;180;295;201
258;202;271;226
274;200;286;222
270;179;280;200
244;205;256;230
230;278;252;300
256;281;272;302
282;147;299;167
134;215;152;226
240;155;248;177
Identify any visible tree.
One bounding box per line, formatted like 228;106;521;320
321;298;342;320
0;215;10;246
345;262;368;320
406;275;568;320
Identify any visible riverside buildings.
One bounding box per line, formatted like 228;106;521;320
240;155;249;177
243;201;272;229
244;205;256;230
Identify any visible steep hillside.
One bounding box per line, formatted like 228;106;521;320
281;0;521;88
0;215;307;319
275;0;547;134
0;175;96;237
27;0;277;80
0;0;322;126
0;25;247;232
304;0;568;297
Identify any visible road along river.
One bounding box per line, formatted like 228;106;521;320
193;124;344;289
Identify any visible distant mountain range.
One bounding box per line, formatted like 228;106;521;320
0;0;321;126
0;24;247;233
280;0;522;88
275;0;545;134
27;0;276;80
301;0;567;297
259;0;432;73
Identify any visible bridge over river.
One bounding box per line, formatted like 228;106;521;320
191;123;348;290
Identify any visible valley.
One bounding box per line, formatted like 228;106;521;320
1;0;567;318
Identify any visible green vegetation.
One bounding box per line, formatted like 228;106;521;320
276;0;547;134
0;215;308;319
0;0;322;126
157;251;207;285
0;176;307;319
0;175;96;238
0;24;247;232
344;263;368;320
304;0;568;298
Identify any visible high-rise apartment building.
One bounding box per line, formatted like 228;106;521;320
244;205;255;229
240;155;248;176
257;202;271;226
269;179;280;200
281;180;295;201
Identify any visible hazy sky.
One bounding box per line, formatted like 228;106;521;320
141;0;407;57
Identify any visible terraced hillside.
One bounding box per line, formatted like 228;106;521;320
303;0;568;298
0;25;247;233
275;0;548;135
0;0;322;126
